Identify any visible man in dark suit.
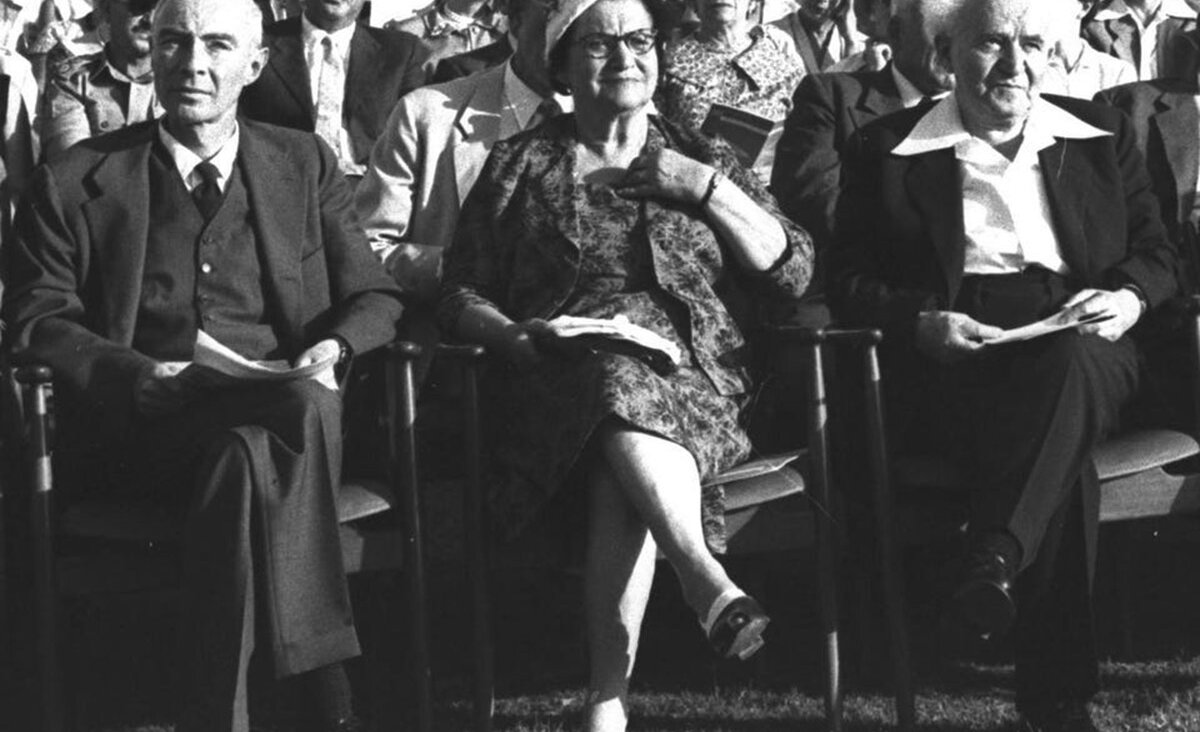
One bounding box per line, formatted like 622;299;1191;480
772;0;954;252
1;0;404;730
1082;0;1198;81
832;0;1178;729
1097;74;1200;287
239;0;430;184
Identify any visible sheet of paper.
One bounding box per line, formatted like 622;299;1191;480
983;310;1114;345
191;331;336;382
544;315;683;367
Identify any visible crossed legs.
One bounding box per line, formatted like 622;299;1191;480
582;420;742;732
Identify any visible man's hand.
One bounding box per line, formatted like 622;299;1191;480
915;311;1005;362
1061;288;1142;342
294;338;342;390
134;361;193;418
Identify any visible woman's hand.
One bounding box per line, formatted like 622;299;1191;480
614;149;715;205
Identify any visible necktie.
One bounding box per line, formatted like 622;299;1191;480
192;161;222;221
526;97;561;131
314;34;344;155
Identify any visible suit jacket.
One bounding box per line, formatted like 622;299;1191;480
239;17;430;168
355;62;507;300
430;36;512;84
830;95;1178;338
1097;79;1199;243
1082;14;1199;81
1;118;405;435
771;65;905;251
438;114;814;397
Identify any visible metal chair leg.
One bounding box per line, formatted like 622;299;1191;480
387;344;433;732
460;346;494;732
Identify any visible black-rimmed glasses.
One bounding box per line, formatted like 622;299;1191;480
574;29;658;59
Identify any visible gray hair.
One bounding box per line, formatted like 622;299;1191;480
942;0;1070;47
890;0;959;38
151;0;264;48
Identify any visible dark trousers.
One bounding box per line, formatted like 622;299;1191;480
888;270;1140;702
64;379;360;732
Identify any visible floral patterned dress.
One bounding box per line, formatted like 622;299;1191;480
487;179;754;552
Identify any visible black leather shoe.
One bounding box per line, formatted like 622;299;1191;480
708;595;770;660
951;549;1016;638
1016;698;1099;732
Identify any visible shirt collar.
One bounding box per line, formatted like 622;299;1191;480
157;120;240;190
1093;0;1195;22
502;60;573;129
301;13;356;55
891;92;1111;158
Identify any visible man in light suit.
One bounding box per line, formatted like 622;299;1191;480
833;0;1177;729
772;0;954;255
1097;71;1200;288
1;0;404;729
1082;0;1198;81
355;0;569;302
239;0;430;183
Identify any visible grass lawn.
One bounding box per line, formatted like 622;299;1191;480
3;510;1200;731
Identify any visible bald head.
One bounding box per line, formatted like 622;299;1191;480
938;0;1058;140
152;0;268;152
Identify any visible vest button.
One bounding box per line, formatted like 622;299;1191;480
201;262;213;274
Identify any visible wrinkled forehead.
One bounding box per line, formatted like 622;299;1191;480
153;0;260;42
958;0;1058;43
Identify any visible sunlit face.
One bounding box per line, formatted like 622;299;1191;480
152;0;266;130
103;0;155;59
943;0;1054;133
695;0;750;31
563;0;658;116
303;0;367;32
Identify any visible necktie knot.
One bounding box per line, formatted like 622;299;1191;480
192;161;222;221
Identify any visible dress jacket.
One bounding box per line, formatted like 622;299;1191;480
438;114;814;397
1;118;405;435
830;95;1179;339
771;64;906;249
355;62;507;300
238;17;430;168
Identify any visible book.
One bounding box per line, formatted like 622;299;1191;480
527;315;683;375
699;103;784;175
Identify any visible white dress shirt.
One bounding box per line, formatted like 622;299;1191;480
1092;0;1195;80
301;15;361;175
158;121;240;194
892;94;1111;276
500;62;573;140
891;65;948;109
1043;41;1138;99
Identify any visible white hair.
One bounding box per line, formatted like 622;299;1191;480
943;0;1071;46
890;0;959;38
151;0;264;48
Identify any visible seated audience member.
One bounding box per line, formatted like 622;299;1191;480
828;0;892;71
1082;0;1197;80
772;0;953;255
1045;0;1136;97
438;1;813;729
832;0;1178;729
356;0;568;302
239;0;430;184
657;0;805;179
430;29;511;80
772;0;860;74
256;0;302;22
41;0;161;162
384;0;507;69
1;0;404;729
1097;60;1200;286
1;47;39;221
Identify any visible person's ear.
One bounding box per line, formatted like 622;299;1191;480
247;45;269;83
934;32;952;69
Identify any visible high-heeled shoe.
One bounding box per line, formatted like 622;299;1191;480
706;595;770;660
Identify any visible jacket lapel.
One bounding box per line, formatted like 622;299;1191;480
904;149;964;302
452;65;504;205
238;123;304;344
1150;91;1199;225
852;67;901;131
344;26;378;134
267;30;313;119
1038;138;1091;277
81;134;154;344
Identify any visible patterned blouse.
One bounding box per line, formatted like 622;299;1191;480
658;24;807;132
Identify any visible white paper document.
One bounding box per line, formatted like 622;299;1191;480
983;309;1115;345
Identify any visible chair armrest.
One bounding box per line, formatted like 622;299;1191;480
13;364;53;386
435;342;488;363
764;324;883;347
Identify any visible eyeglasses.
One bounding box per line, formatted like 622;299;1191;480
574;29;658;59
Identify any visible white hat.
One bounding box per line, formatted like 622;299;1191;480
544;0;604;64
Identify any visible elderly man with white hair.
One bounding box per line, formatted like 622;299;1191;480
1;0;405;728
831;0;1178;729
